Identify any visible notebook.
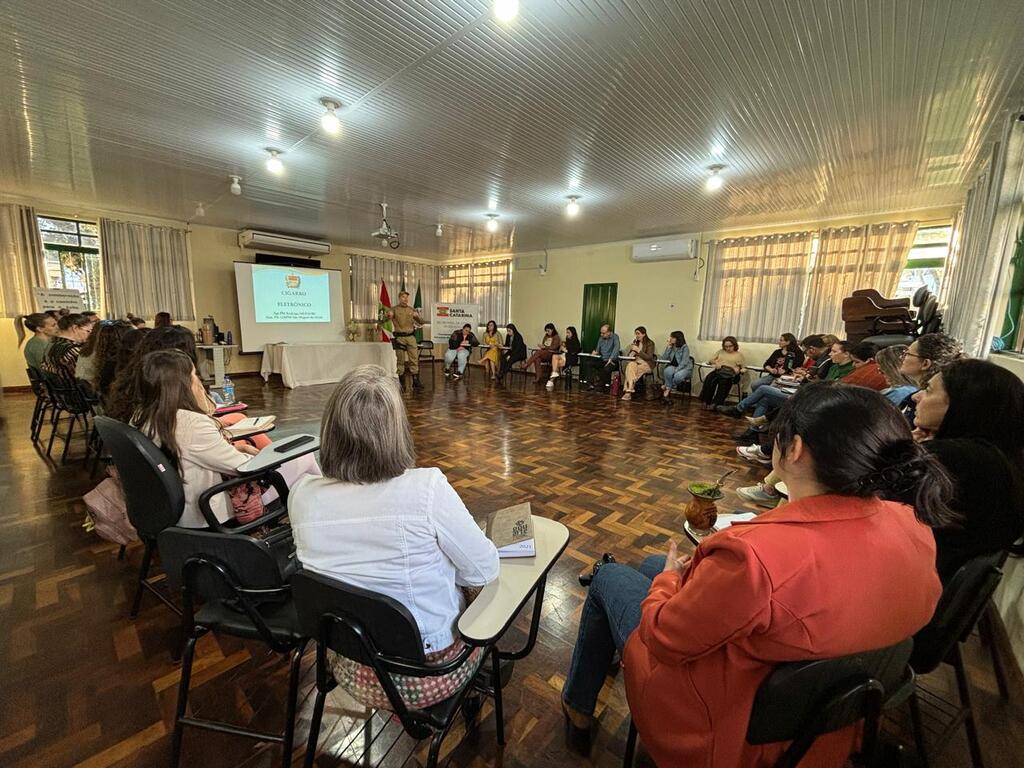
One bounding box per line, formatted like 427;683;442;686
224;415;276;437
484;502;536;558
684;511;759;545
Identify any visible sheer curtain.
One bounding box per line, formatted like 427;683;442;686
100;219;194;319
943;113;1024;357
699;232;814;342
438;260;512;324
349;255;439;322
0;204;46;317
802;221;918;337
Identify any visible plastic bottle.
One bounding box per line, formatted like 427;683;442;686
225;330;233;345
222;375;235;404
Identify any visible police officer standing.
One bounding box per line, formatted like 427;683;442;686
387;291;425;391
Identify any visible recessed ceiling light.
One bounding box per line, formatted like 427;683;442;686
485;213;500;233
493;0;519;23
228;175;242;195
705;164;725;192
265;149;284;175
565;195;581;218
319;98;341;135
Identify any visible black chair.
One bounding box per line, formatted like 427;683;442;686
293;569;504;768
94;416;185;618
906;552;1004;768
623;638;913;768
42;371;95;462
158;527;307;768
26;367;53;442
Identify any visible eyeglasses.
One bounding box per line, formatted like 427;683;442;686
902;351;929;360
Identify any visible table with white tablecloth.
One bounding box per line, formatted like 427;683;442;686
260;342;397;388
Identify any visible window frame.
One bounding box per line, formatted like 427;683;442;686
38;215;103;312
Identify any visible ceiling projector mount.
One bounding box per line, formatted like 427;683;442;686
372;202;400;249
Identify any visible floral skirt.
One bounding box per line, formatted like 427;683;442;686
330;640;485;710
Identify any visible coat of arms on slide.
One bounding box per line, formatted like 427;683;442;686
285;274;301;289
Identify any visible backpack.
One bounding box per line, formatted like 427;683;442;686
83;473;139;546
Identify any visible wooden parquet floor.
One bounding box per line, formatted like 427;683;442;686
1;365;1022;768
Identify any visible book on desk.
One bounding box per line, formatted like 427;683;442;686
482;502;536;558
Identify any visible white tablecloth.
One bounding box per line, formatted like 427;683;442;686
260;342;397;388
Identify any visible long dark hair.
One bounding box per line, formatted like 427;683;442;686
133;350;209;473
486;320;498;335
771;383;955;526
506;323;522;342
780;332;799;353
935;359;1024;465
106;325;198;422
566;326;578;340
670;330;687;347
89;321;132;388
544;322;557;336
634;326;648;340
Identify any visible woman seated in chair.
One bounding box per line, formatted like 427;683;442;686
897;332;964;423
480;320;503;380
875;344;917;406
620;326;656;401
548;325;581;389
698;336;745;409
842;341;887;390
523;323;561;383
751;333;804;391
562;384;951;766
660;330;692;400
496;323;527;382
912;358;1024;581
289;365;499;708
132;350;320;528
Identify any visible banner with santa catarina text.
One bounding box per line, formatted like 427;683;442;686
430;302;482;342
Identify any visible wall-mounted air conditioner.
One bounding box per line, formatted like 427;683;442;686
630;236;700;263
238;229;332;256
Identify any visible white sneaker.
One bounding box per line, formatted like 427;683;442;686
545;379;555;389
736;445;772;466
737;483;781;507
453;372;461;380
550;371;560;379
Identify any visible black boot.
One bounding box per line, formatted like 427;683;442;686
412;375;424;391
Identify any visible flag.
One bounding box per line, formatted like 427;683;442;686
413;282;424;342
377;281;393;341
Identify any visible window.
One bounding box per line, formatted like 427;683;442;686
894;225;951;299
37;216;103;311
439;260;512;324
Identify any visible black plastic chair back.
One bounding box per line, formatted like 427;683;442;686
43;371;93;415
292;569;425;665
746;638;912;758
910;552;1004;674
26;367;48;399
94;416;185;537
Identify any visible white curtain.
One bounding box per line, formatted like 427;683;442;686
100;219;194;319
439;260;512;324
943;112;1024;357
349;255;439;322
699;232;814;343
802;221;919;337
0;204;46;317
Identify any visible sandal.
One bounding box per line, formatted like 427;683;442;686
578;553;616;587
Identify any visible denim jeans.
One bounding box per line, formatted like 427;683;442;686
444;347;470;373
750;374;775;391
736;384;791;417
662;365;692;390
562;555;666;715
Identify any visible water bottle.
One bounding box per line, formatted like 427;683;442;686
222;375;235;404
225;330;233;345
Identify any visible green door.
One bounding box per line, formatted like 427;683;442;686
581;283;617;350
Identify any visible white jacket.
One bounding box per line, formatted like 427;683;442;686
289;467;500;652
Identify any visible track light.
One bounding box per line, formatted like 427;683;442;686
265;149;284;175
435;223;444;237
485;213;499;233
493;0;519;23
565;195;581;218
705;164;725;192
319;98;341;135
229;175;242;196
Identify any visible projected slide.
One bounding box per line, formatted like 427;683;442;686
252;265;331;323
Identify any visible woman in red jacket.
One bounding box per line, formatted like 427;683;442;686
561;384;953;767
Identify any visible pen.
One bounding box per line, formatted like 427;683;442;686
252;418;260;426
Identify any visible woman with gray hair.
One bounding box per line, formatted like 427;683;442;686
289;364;500;709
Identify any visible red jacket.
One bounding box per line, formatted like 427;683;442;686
623;495;941;768
843;359;888;391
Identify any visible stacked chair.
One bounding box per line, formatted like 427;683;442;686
842;286;943;346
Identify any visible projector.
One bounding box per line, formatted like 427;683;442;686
372;202;401;249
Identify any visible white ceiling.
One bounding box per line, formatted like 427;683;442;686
2;0;1023;259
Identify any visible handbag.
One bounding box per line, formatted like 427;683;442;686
229;480;266;524
610;371;622;397
83;473;139;546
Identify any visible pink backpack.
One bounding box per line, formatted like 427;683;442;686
83;474;139;546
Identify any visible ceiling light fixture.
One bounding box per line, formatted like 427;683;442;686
487;197;498;211
565;195;581;218
435;223;444;237
485;213;500;233
493;0;519;23
705;164;725;192
319;98;341;135
265;149;284;175
229;175;242;196
710;143;725;157
194;203;205;218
